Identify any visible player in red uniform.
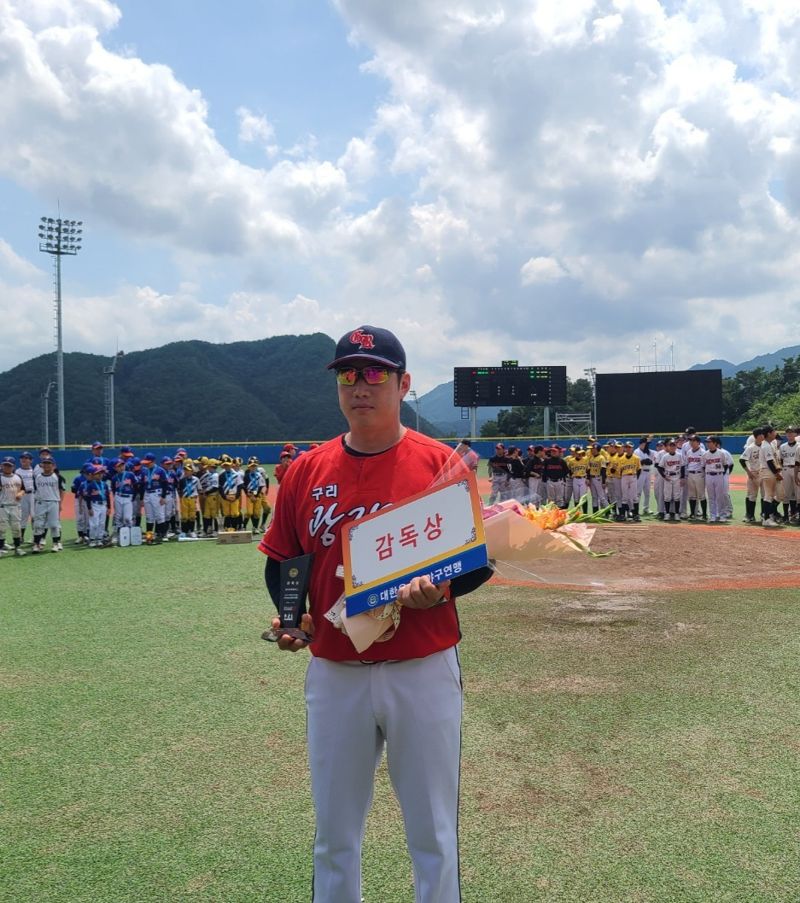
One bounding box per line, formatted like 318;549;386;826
260;325;490;903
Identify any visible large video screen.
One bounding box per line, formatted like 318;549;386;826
596;370;723;436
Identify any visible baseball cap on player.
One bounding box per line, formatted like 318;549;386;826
327;325;406;371
91;441;103;449
142;453;156;462
20;451;32;459
120;446;134;458
1;456;14;466
81;463;94;475
161;456;173;465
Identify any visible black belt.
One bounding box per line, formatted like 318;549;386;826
337;659;403;666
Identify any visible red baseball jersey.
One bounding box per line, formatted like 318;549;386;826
259;430;463;661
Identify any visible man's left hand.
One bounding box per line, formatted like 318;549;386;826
398;575;450;609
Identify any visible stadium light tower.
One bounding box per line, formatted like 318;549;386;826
584;367;597;435
38;215;83;448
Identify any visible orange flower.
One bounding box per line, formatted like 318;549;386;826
523;503;568;530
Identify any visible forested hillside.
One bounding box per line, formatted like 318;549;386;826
0;334;437;445
722;356;800;430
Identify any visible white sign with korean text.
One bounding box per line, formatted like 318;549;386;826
342;475;487;616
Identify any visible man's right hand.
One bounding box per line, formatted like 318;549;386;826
272;614;314;651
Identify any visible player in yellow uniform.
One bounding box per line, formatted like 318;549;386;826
567;446;590;511
587;443;608;511
618;441;643;521
605;441;621;517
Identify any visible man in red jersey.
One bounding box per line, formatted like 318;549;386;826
260;325;490;903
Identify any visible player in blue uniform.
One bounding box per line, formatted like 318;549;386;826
141;453;169;543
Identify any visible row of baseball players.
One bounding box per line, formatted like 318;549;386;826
0;452;65;556
486;433;740;523
0;441;280;554
72;443;275;547
738;425;800;527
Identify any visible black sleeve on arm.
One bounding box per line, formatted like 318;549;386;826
265;557;282;613
768;460;778;475
449;565;494;598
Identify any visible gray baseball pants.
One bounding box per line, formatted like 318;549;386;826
305;647;462;903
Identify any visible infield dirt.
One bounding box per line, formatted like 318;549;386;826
492;520;800;593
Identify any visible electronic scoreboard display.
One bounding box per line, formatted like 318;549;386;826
595;370;723;435
454;364;567;407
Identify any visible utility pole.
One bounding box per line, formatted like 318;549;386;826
409;389;420;432
42;380;55;448
104;351;124;447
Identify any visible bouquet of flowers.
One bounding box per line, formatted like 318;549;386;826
483;496;614;559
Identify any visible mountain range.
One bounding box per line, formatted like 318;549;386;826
4;338;799;445
688;345;800;378
0;334;437;446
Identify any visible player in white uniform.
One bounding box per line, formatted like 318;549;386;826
718;442;735;521
31;458;65;552
739;429;764;524
757;431;782;527
655;439;684;521
0;457;26;556
652;440;666;518
684;436;707;520
15;452;35;544
633;438;654;514
779;426;800;522
702;437;728;523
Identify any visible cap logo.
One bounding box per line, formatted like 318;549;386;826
349;329;375;350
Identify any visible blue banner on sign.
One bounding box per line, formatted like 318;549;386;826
345;544;489;617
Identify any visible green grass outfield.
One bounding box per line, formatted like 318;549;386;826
2;525;799;902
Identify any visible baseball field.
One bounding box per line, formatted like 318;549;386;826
2;484;799;902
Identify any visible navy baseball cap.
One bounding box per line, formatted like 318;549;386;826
120;446;134;457
130;457;141;466
142;453;156;462
91;441;104;449
81;463;94;475
327;325;406;371
161;456;173;465
20;451;33;459
1;456;14;465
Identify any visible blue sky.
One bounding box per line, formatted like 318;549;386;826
1;0;800;395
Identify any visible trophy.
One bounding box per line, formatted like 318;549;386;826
262;553;314;643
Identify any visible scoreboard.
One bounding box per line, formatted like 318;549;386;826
453;364;567;407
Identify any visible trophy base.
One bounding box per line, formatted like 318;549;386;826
261;627;313;644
